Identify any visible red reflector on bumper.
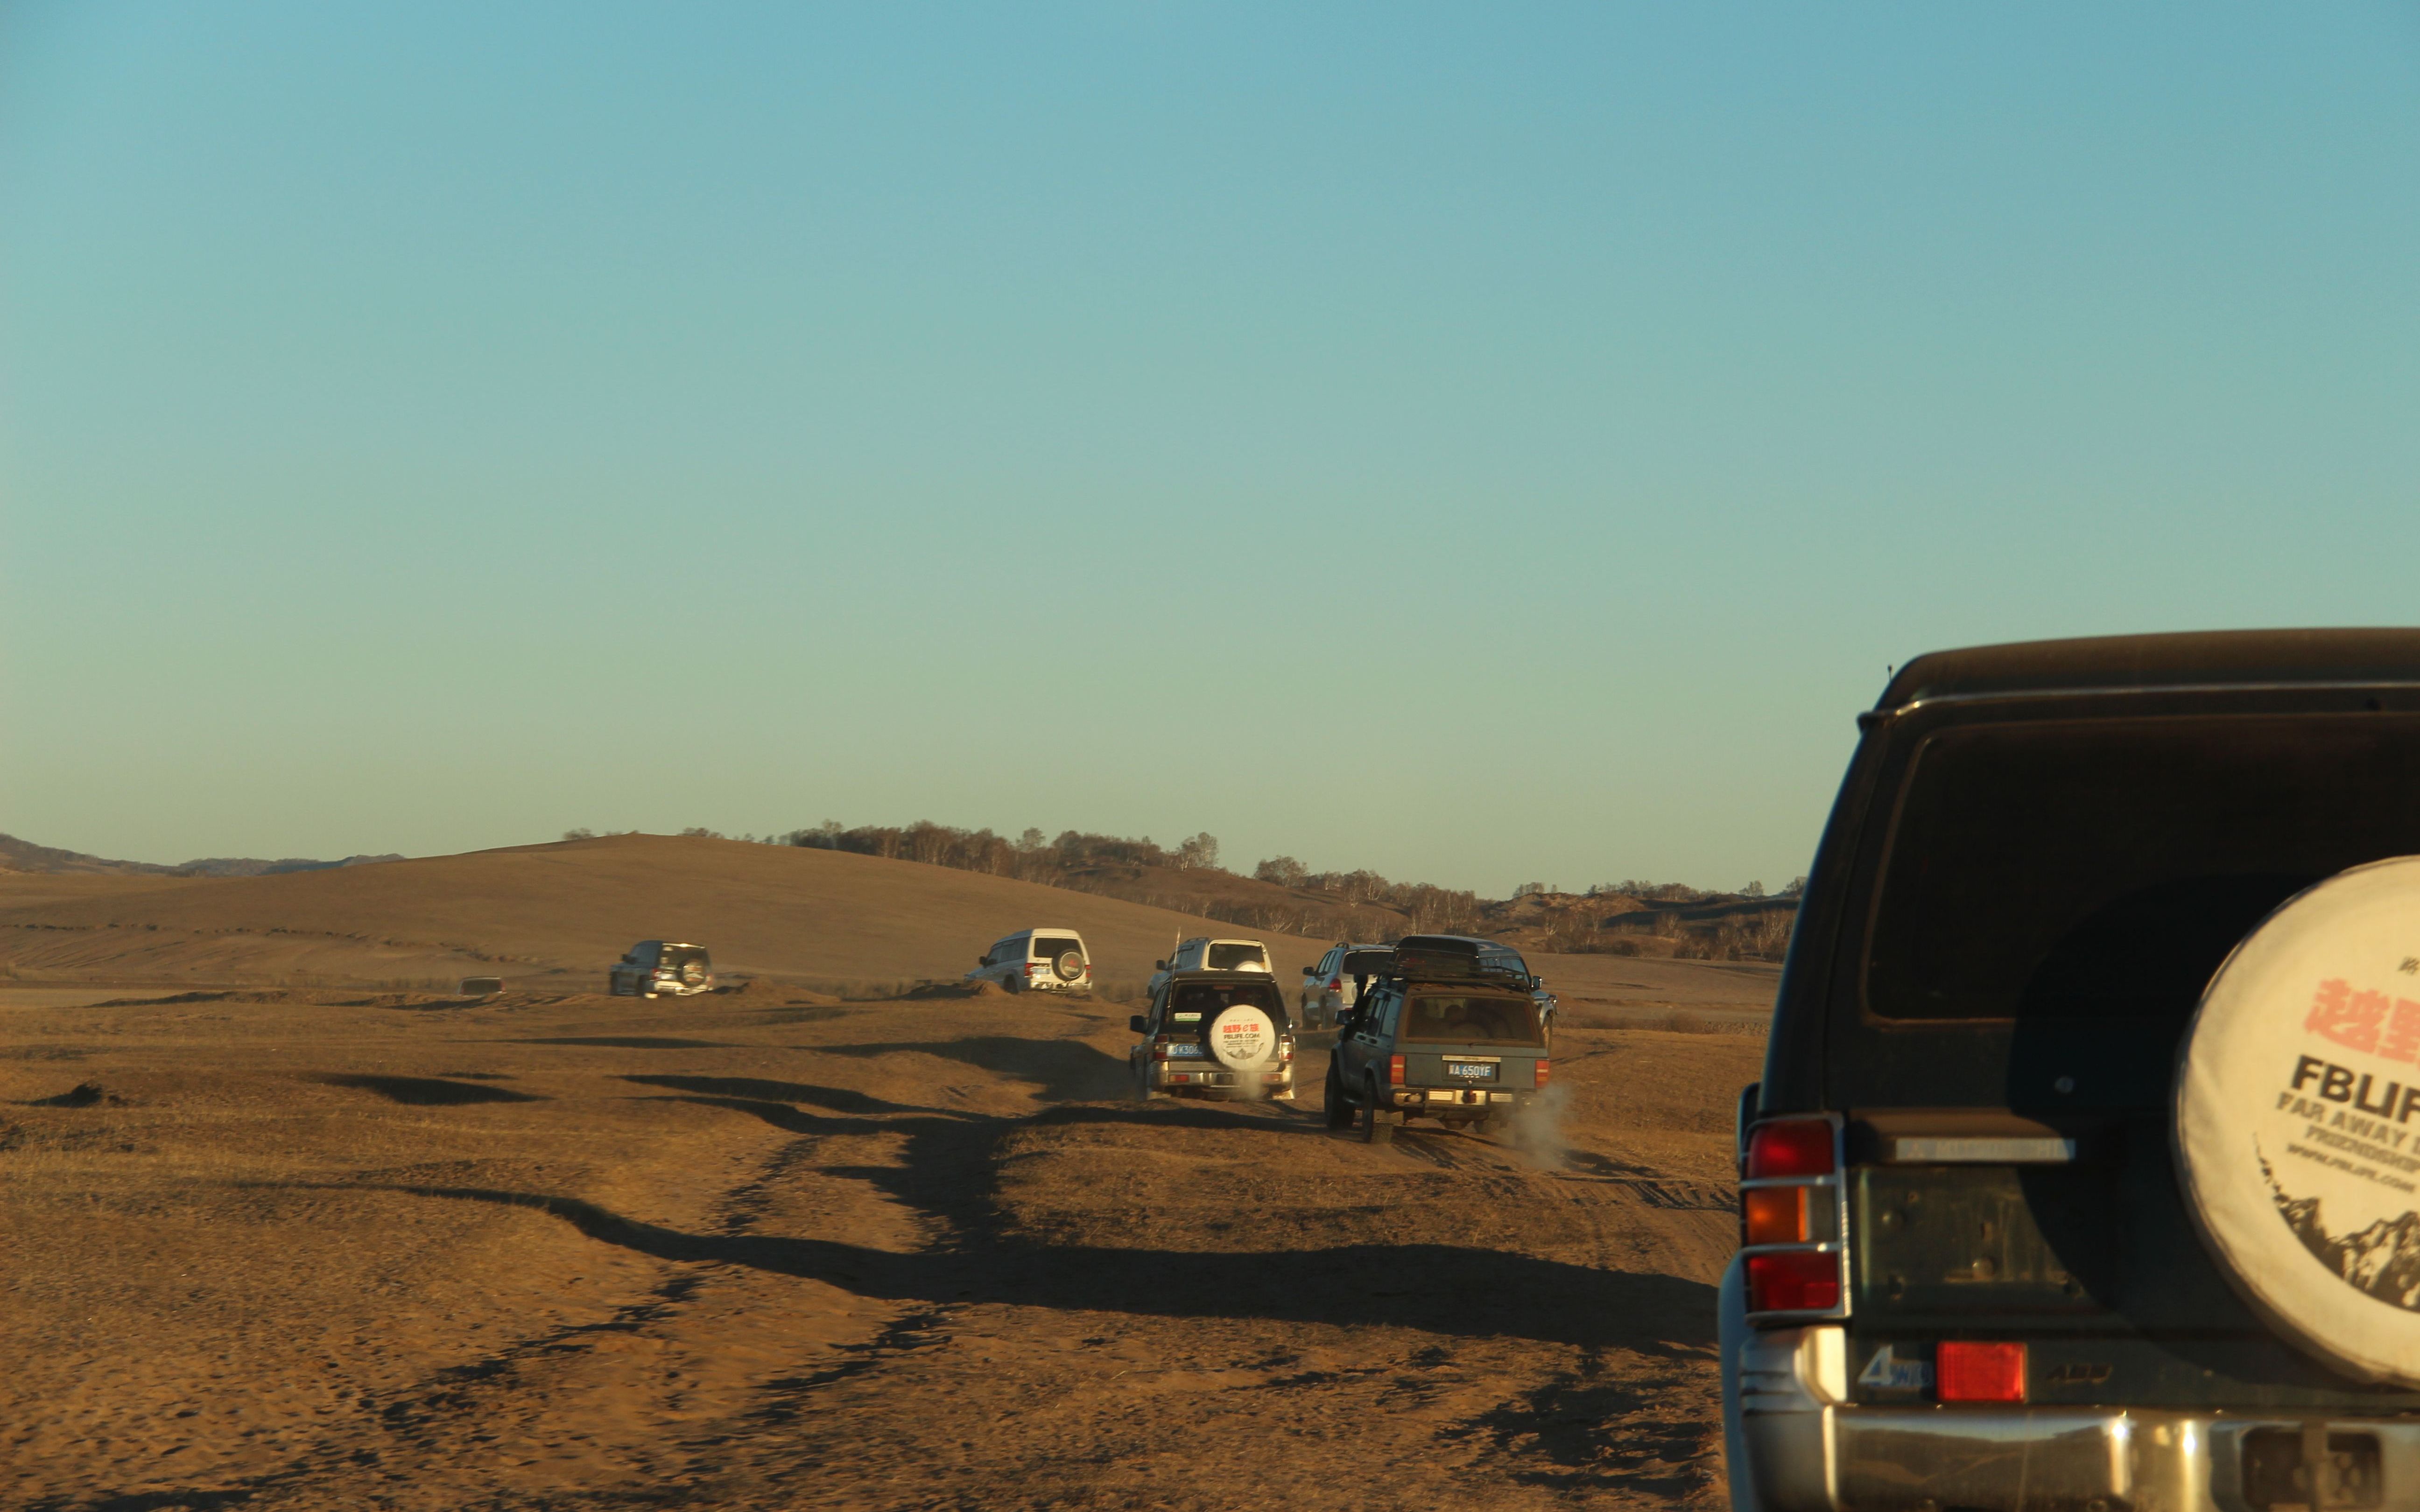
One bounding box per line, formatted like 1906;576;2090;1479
1937;1341;2027;1402
1745;1250;1840;1313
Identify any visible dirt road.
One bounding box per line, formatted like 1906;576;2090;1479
0;981;1759;1510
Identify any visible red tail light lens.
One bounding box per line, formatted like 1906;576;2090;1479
1534;1058;1551;1089
1742;1186;1809;1245
1389;1054;1405;1086
1745;1250;1840;1313
1746;1119;1835;1179
1937;1342;2027;1402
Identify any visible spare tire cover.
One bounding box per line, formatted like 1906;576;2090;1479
1206;1005;1277;1070
2176;856;2420;1385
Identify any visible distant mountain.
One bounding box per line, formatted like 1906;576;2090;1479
0;834;401;878
174;854;405;877
0;834;180;875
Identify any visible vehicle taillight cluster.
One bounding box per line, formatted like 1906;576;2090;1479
1739;1115;1847;1319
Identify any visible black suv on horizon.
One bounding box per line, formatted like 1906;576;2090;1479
1326;935;1549;1141
1725;629;2420;1512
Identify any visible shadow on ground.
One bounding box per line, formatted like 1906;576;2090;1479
813;1038;1132;1101
299;1103;1714;1354
617;1074;913;1116
1472;1357;1716;1498
312;1074;545;1106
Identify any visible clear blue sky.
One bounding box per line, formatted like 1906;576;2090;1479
5;3;2417;893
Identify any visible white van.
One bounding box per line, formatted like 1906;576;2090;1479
1146;936;1269;997
967;928;1093;994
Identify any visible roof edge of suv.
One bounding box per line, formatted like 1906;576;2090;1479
1876;627;2420;710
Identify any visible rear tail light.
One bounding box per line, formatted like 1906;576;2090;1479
1746;1119;1835;1178
1739;1114;1847;1322
1745;1251;1841;1313
1534;1058;1551;1090
1389;1054;1405;1086
1937;1342;2027;1403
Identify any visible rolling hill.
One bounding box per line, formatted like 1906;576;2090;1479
0;833;1336;991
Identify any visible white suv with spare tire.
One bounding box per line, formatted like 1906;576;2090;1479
1146;936;1271;998
967;928;1092;994
1128;970;1297;1101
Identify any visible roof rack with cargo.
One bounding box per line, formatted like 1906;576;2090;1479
1383;934;1536;988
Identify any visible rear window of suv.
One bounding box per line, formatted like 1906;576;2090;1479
1868;714;2420;1021
1399;993;1543;1046
1206;943;1265;970
1170;980;1285;1020
1031;936;1082;961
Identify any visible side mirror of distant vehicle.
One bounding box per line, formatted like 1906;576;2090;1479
977;957;986;967
1128;1015;1147;1035
1301;964;1316;974
1154;959;1167;970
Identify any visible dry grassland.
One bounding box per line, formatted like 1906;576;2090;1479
1;990;1761;1511
0;838;1768;1511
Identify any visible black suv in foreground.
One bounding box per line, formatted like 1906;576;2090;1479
1725;630;2420;1512
1327;935;1548;1141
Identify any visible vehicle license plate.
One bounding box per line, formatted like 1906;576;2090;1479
1446;1061;1496;1081
1166;1043;1205;1058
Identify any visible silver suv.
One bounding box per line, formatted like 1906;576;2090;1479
1128;971;1297;1101
967;928;1093;994
1145;936;1270;999
609;941;713;998
1298;942;1393;1029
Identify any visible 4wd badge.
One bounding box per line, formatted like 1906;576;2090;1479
1856;1345;1931;1392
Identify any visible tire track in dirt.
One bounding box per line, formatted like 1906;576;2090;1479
4;987;1761;1509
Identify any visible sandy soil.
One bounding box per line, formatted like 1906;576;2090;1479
1527;955;1777;1025
0;979;1759;1512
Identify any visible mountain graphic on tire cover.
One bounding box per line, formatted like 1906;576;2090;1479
2268;1154;2420;1310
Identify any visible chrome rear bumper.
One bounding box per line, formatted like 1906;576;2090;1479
1731;1318;2420;1512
